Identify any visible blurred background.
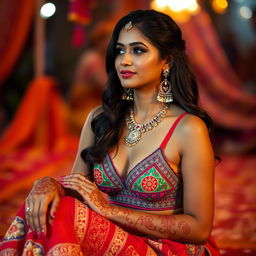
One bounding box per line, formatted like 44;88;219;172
0;0;255;255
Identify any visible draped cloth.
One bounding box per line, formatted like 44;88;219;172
0;77;78;202
0;196;220;255
0;0;34;86
179;10;256;130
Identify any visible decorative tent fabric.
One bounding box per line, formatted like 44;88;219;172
0;0;35;86
0;76;78;202
179;10;256;130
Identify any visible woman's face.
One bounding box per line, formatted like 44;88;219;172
115;26;167;91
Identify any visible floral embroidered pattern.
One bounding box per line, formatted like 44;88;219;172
147;238;163;252
94;162;123;195
0;248;18;256
81;211;111;255
47;243;82;256
23;240;44;256
185;244;204;256
74;199;89;244
97;149;183;211
94;168;103;184
141;176;158;192
124;245;140;256
3;216;26;243
104;226;128;255
146;246;158;256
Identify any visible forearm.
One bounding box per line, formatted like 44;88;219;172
107;205;211;244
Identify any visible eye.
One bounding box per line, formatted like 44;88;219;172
115;47;125;55
133;47;146;55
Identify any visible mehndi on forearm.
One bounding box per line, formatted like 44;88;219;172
107;205;208;244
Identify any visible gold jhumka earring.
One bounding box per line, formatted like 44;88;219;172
157;69;173;103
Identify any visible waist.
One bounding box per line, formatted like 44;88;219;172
110;202;183;215
108;190;183;212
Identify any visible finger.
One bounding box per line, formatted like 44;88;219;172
25;198;33;231
38;199;49;237
32;199;41;238
29;198;37;236
49;194;60;220
59;179;85;187
61;173;88;183
61;183;89;200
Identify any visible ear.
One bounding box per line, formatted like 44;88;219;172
162;55;174;71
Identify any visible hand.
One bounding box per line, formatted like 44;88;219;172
60;173;112;218
25;176;64;237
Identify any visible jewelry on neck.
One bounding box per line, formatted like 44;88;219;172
125;106;168;147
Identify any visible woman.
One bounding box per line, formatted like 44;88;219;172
0;10;220;255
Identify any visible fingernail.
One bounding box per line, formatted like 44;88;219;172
52;211;56;218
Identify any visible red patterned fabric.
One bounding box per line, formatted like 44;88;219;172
0;196;220;255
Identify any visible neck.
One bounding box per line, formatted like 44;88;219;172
132;88;167;123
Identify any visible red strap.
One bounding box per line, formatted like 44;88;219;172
160;113;188;149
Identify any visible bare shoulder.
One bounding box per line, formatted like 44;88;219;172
88;105;104;120
80;105;103;138
179;114;208;135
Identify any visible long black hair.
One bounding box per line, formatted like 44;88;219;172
81;9;214;173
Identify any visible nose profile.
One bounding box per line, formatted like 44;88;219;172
121;52;132;66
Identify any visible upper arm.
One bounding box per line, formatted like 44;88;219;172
179;115;215;234
71;106;103;175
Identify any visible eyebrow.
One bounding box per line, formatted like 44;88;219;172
116;42;148;48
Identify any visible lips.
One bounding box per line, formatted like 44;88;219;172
120;70;136;78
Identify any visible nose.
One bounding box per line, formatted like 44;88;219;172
121;52;132;66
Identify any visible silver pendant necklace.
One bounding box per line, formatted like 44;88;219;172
125;106;168;147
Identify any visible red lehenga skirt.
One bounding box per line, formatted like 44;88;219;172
0;196;220;255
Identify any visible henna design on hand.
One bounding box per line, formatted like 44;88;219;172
31;177;64;196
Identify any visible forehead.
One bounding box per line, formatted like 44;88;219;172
116;26;153;46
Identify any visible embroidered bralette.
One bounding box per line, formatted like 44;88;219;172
93;113;187;211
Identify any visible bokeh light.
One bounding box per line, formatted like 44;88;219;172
212;0;228;14
151;0;200;23
40;2;56;19
239;6;252;19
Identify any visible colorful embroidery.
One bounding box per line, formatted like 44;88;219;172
23;240;44;256
146;246;158;256
47;243;82;256
94;162;123;194
95;149;183;211
74;199;89;244
147;238;163;252
131;166;174;198
185;244;204;256
104;226;128;255
141;175;158;192
0;248;18;256
94;168;103;184
3;216;26;243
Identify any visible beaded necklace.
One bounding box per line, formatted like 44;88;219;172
125;106;168;147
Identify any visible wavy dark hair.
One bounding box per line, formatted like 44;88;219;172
81;9;214;174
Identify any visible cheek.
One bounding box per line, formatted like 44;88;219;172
137;56;162;72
